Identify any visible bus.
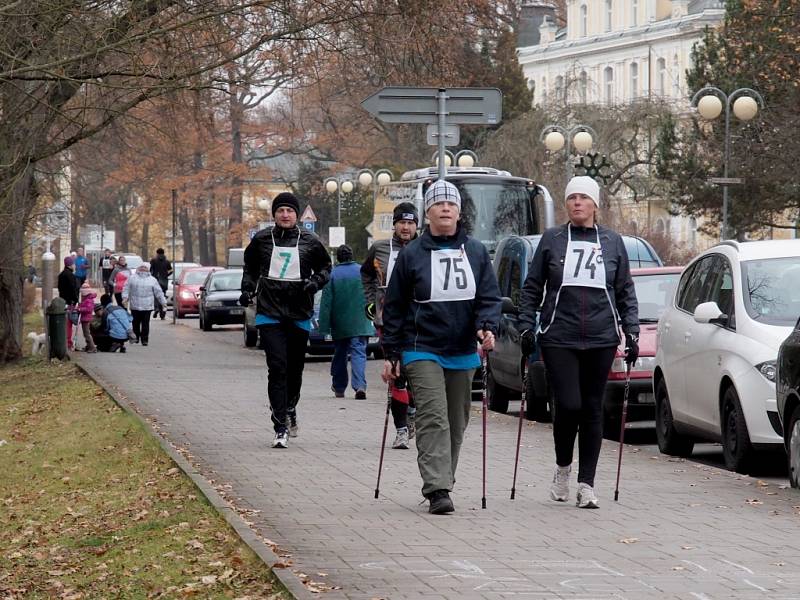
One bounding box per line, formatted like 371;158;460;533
366;165;552;255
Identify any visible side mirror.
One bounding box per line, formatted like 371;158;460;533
501;296;518;315
199;286;206;292
693;301;726;324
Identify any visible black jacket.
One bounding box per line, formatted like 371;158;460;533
241;225;331;321
519;223;639;349
149;255;172;287
57;268;79;305
360;232;416;327
382;224;501;357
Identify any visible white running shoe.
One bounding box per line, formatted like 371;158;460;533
550;464;571;502
272;430;288;449
392;428;409;449
576;482;599;509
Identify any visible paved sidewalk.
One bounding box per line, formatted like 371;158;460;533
75;319;800;600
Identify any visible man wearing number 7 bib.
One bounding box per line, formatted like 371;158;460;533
381;180;501;515
518;176;639;509
241;192;332;449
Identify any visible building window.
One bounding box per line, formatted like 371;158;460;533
632;0;638;26
541;77;547;104
580;4;587;37
672;54;681;97
605;0;613;32
688;217;697;247
629;62;638;99
655;218;666;236
579;70;588;103
604;66;614;104
657;57;666;96
555;75;564;102
380;215;393;232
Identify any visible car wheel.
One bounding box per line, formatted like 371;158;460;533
486;364;510;414
525;367;552;422
176;307;184;319
201;313;212;331
721;385;754;474
788;404;800;489
243;325;258;347
655;378;694;458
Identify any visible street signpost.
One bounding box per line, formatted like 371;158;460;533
708;177;744;185
361;86;502;179
426;124;460;147
329;226;345;248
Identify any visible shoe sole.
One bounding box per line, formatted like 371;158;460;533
577;499;599;509
392;443;409;449
272;442;288;449
429;503;455;515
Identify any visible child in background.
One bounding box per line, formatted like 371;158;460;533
78;283;97;352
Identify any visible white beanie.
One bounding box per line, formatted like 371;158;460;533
424;180;461;211
564;176;600;207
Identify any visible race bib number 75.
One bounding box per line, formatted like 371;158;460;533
429;249;476;302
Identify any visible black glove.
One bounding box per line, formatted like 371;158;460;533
303;279;319;295
624;333;639;365
520;329;536;357
365;302;376;321
238;292;251;307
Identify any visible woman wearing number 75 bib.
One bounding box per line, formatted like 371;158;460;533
518;176;639;509
381;180;501;515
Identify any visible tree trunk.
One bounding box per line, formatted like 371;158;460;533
0;165;36;362
208;190;218;266
118;189;130;252
227;71;244;250
140;195;150;259
197;195;209;265
179;204;194;262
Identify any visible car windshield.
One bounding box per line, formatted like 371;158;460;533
633;272;681;321
209;272;242;291
183;270;210;285
174;263;199;280
741;257;800;326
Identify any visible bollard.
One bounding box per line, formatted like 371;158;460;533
46;297;67;360
42;251;56;358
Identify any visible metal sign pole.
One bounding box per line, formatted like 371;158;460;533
437;89;447;180
172;189;177;325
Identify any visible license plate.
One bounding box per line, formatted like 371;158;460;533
638;392;655;404
324;335;332;341
230;308;244;315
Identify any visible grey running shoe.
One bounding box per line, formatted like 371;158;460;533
392;427;409;449
576;482;599;509
550;464;571;502
426;490;454;514
288;413;298;438
272;430;288;449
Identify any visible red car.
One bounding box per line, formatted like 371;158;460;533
603;266;684;437
174;266;223;318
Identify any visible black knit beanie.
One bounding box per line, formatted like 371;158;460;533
272;192;300;216
393;202;419;224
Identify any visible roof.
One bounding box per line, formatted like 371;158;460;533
714;239;800;261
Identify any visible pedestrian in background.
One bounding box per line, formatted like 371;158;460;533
110;255;130;307
319;244;375;400
518;176;639;509
241;192;332;449
381;180;501;514
101;249;115;294
78;283;98;352
74;247;89;287
123;264;167;346
58;256;80;351
149;247;172;320
361;202;419;449
102;293;132;353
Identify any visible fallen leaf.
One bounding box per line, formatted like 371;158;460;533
619;537;639;544
200;575;217;585
745;499;763;505
671;566;685;571
681;545;695;550
756;480;769;487
186;540;204;551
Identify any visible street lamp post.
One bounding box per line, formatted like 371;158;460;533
324;176;354;227
540;124;597;180
691;85;765;241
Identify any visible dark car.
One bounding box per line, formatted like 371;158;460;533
487;234;666;423
777;317;800;488
243;292;382;357
198;269;245;330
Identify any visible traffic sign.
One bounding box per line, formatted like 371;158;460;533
329;226;346;248
361;87;502;125
708;177;744;185
300;205;317;222
303;222;315;232
426;124;460;146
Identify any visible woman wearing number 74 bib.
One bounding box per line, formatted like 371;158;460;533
518;176;639;509
381;180;502;515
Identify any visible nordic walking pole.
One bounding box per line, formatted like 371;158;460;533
374;360;394;499
614;363;632;502
510;360;528;500
480;323;491;509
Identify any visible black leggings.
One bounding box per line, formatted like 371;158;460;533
259;322;309;432
541;346;617;487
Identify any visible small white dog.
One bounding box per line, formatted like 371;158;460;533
28;331;46;355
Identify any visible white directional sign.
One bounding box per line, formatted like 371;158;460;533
361;87;502;125
329;226;345;248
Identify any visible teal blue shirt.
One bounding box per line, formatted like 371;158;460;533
255;313;311;332
402;351;480;370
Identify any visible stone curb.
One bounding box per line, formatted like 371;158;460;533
73;360;315;600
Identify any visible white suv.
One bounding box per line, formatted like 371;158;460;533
654;239;800;472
